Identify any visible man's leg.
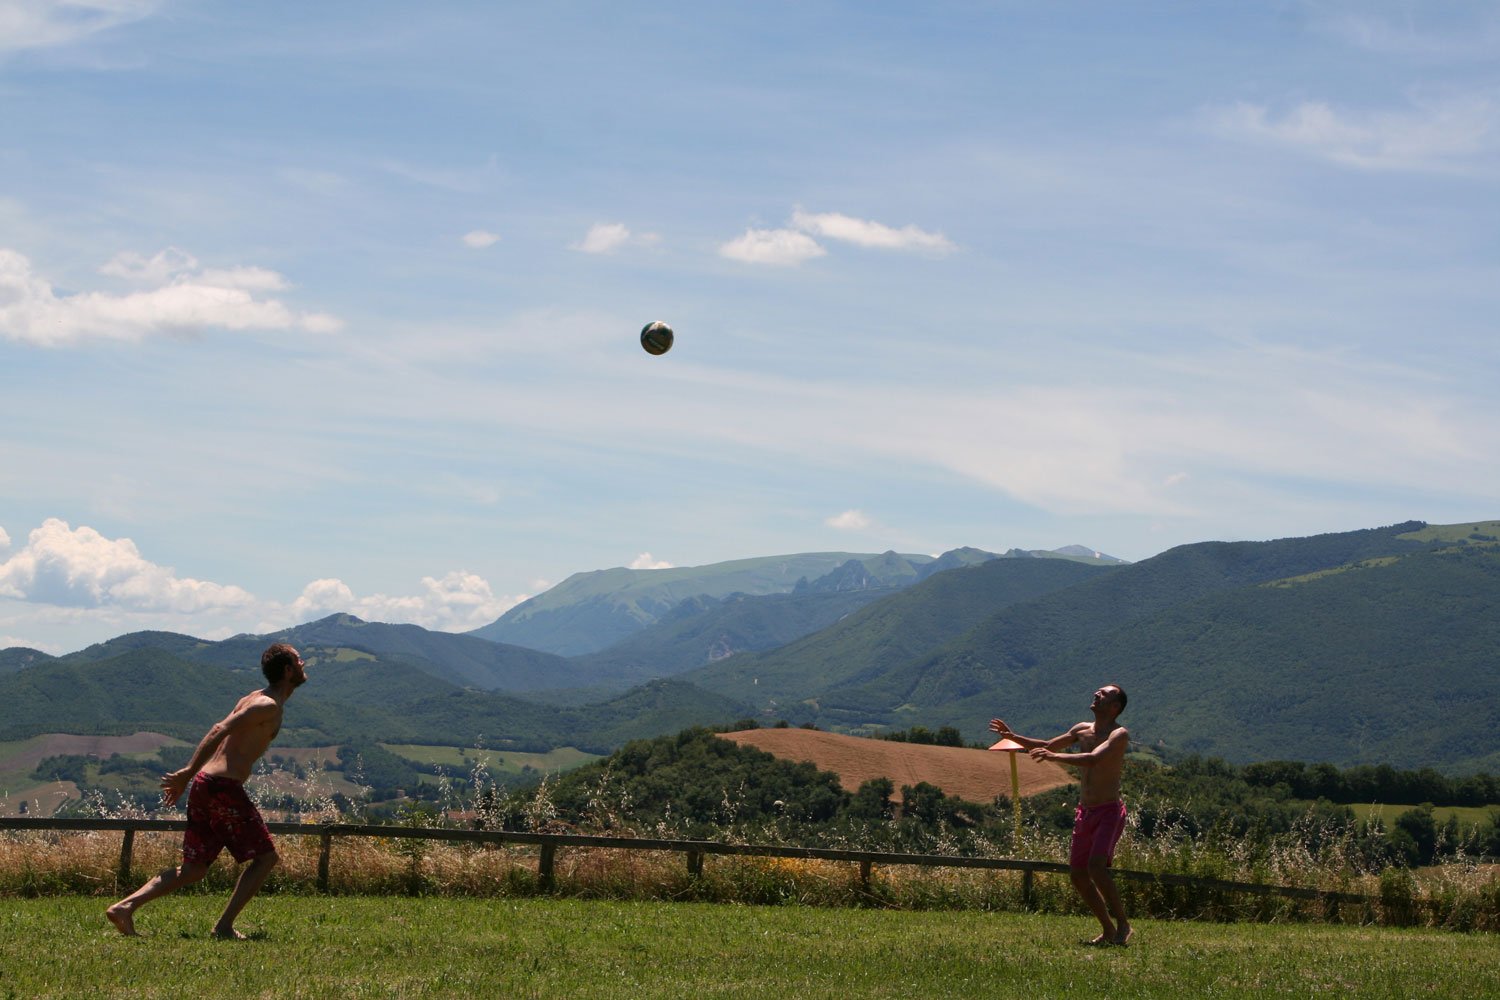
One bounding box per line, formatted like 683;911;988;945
106;861;211;935
1069;865;1116;943
1088;857;1131;945
211;850;279;939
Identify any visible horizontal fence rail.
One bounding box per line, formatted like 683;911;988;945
0;817;1371;906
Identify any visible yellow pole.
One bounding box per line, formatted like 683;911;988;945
1009;749;1021;848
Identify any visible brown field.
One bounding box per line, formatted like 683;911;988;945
718;729;1075;803
0;733;186;816
0;732;181;774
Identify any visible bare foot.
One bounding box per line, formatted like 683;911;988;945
211;926;247;940
1080;935;1112;946
105;903;138;936
1112;926;1134;947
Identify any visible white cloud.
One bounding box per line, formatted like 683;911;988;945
0;248;342;346
718;228;826;266
0;0;164;53
629;552;674;570
0;519;256;613
572;222;632;254
826;509;874;532
791;210;955;255
462;230;500;249
99;247;198;284
1206;95;1497;172
288;571;526;631
0;518;535;644
0;525;9;551
1320;9;1500;60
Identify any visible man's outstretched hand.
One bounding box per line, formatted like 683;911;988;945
160;769;192;807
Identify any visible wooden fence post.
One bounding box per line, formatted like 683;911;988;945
860;860;872;890
1022;869;1035;910
538;843;556;893
317;831;333;893
117;829;135;887
687;849;704;879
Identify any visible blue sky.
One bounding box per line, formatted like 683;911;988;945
2;1;1497;652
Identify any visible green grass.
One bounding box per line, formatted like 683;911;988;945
1;896;1492;999
1346;802;1498;828
382;744;601;777
1397;520;1500;544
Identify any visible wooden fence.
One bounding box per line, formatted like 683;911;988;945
0;817;1370;907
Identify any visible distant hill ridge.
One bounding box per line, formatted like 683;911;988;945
5;521;1499;773
469;545;1122;655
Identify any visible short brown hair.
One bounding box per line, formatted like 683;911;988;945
1107;685;1127;713
261;643;300;683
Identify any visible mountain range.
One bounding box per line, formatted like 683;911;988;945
3;523;1498;772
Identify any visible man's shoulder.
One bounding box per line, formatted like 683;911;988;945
234;689;283;716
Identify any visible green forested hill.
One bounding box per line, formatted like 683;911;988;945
257;615;585;693
57;617;586;694
956;543;1500;769
801;521;1442;722
679;557;1121;709
557;588;903;697
0;646;572;748
669;521;1500;770
0;647;53;675
0;649;246;741
5;522;1498;773
468;551;940;655
0;641;746;753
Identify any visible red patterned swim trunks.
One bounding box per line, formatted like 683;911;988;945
182;773;275;865
1070;800;1127;869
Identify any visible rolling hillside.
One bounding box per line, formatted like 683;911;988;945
552;587;904;699
679;556;1119;709
467;546;1111;655
759;520;1445;721
4;521;1498;774
0;643;739;754
467;551;936;655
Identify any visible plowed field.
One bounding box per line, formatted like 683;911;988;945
718;728;1075;803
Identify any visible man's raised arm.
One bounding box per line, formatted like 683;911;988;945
1029;726;1129;767
989;718;1083;753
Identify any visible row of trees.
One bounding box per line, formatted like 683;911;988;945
1230;757;1500;807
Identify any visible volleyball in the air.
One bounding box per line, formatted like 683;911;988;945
640;321;674;356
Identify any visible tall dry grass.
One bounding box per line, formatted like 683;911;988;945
5;772;1498;932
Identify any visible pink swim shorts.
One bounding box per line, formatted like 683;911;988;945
1070;800;1127;869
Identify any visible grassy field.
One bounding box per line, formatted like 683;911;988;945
382;744;601;778
1;895;1488;999
1397;520;1500;544
0;738;596;817
1347;802;1498;828
0;734;189;818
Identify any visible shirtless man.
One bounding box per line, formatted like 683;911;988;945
990;684;1132;946
107;643;306;938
